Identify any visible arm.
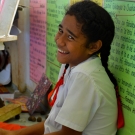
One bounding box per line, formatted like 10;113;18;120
44;126;82;135
0;123;82;135
14;121;44;135
0;121;44;135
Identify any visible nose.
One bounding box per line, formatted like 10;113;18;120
55;34;66;47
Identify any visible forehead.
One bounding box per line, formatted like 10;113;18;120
61;15;83;35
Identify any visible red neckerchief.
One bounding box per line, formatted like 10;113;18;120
48;64;69;107
115;86;124;129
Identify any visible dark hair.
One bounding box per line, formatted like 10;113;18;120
65;1;117;87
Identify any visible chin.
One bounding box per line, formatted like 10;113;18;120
58;61;67;64
57;59;67;64
57;55;69;63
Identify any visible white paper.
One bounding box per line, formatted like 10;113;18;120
0;0;20;36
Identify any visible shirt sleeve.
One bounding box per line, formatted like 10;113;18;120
55;72;103;132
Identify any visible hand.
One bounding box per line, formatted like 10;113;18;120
0;128;14;135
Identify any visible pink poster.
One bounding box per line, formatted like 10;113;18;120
0;0;5;13
30;0;46;83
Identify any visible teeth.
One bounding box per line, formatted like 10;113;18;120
58;49;68;54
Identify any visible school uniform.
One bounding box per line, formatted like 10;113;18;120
44;56;117;135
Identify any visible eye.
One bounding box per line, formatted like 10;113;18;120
58;27;63;34
68;35;74;40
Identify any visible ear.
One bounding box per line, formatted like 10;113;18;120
88;40;102;55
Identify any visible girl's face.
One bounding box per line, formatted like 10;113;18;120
55;15;93;67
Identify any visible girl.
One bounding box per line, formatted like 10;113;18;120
0;1;123;135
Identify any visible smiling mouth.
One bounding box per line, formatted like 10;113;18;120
58;49;69;54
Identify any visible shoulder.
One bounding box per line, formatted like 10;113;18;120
68;57;115;98
70;57;104;83
72;57;103;75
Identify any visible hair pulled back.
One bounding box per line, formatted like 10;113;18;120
65;1;117;86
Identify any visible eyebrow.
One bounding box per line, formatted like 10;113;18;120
58;24;78;38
